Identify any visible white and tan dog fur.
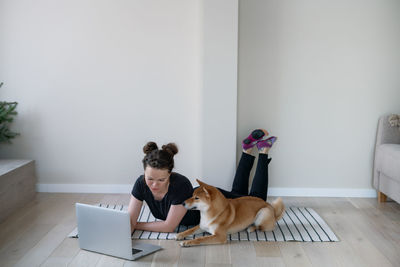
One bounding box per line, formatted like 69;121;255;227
176;179;284;246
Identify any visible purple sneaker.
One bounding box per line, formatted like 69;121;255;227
256;136;277;150
242;129;269;150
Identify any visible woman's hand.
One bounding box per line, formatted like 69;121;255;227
127;195;143;233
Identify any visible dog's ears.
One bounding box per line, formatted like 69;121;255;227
196;179;206;187
203;187;210;196
196;179;211;196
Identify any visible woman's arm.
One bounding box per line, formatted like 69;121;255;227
127;195;143;233
135;204;187;233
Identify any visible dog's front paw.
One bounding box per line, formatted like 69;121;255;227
179;241;192;247
247;225;257;233
175;233;185;241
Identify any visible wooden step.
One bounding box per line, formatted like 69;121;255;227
0;159;36;223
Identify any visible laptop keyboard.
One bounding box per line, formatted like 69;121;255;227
132;248;143;255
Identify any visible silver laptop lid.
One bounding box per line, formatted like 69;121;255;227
76;203;134;260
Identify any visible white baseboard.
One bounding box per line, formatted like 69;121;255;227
267;187;377;198
36;184;131;194
36;184;377;198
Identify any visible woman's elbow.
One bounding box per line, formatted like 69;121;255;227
164;224;177;233
164;227;175;233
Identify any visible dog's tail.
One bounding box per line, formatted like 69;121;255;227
271;197;285;221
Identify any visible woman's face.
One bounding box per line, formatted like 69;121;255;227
144;166;170;194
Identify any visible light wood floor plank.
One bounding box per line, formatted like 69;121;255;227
315;198;394;267
14;223;75;267
300;198;367;267
346;198;400;266
206;243;231;265
68;249;102;267
204;264;232;267
177;244;206;267
95;255;125;267
152;240;180;266
0;195;78;266
256;257;286;267
1;193;399;267
230;241;257;267
0;194;52;250
278;242;312;267
254;242;286;267
39;238;80;267
0;223;53;267
254;242;282;257
13;194;86;267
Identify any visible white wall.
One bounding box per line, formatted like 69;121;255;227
238;0;400;195
3;0;399;196
200;0;238;189
0;0;238;191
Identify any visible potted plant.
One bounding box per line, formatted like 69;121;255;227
0;82;19;143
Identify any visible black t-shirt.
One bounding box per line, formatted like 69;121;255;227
131;172;200;226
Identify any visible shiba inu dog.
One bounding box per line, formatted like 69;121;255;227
176;179;285;247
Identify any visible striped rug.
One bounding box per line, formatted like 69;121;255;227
69;203;339;242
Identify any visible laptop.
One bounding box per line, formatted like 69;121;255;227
75;203;162;260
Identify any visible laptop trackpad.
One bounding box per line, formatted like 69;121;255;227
132;248;143;255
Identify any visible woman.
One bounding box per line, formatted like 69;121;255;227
128;129;277;233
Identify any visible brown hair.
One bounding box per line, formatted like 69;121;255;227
142;142;178;173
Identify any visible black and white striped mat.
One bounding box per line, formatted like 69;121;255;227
69;203;339;242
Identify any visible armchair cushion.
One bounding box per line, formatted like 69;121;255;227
375;144;400;183
373;114;400;203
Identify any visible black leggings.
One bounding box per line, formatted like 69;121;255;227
216;152;271;201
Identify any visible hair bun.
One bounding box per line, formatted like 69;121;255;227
162;143;178;156
143;142;158;154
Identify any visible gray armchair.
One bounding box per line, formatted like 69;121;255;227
373;114;400;203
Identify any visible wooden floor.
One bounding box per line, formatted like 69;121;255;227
0;193;399;267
